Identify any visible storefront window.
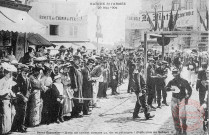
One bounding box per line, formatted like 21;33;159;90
200;0;206;10
185;0;193;10
49;25;59;35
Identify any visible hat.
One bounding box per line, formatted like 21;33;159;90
59;45;66;51
87;58;95;64
34;57;47;62
11;60;18;65
73;55;81;60
32;67;42;73
54;74;61;81
2;58;10;63
162;61;168;65
1;62;17;72
172;68;179;74
202;62;208;68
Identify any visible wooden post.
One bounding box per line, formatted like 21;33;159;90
144;32;147;81
162;34;165;60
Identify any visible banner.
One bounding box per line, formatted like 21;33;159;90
176;9;196;27
126;11;175;29
126;9;196;29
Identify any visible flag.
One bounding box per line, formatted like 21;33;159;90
173;9;179;30
161;6;164;29
206;6;209;30
154;8;158;31
168;9;174;31
198;9;207;31
96;15;103;38
146;11;155;31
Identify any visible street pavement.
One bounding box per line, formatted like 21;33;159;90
11;67;207;135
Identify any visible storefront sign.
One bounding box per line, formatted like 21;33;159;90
39;15;86;22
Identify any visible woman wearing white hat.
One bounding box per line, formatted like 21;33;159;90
0;64;17;134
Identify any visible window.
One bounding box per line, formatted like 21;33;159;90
74;26;78;37
49;25;59;35
69;26;78;37
185;0;193;10
200;0;206;10
173;0;180;10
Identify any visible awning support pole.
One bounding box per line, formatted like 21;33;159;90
144;32;147;82
162;34;165;60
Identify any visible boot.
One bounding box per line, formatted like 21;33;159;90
145;113;155;120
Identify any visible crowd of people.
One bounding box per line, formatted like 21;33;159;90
0;45;131;134
0;44;208;135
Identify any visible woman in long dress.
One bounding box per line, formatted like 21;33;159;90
40;66;53;124
61;65;74;119
0;69;16;134
27;67;43;127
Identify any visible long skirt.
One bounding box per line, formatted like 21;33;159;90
62;86;74;117
27;90;43;127
0;100;15;134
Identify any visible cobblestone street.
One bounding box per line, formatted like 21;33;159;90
11;68;206;135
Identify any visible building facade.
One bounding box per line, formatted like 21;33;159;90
27;0;89;48
125;0;209;52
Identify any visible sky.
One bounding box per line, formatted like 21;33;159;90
69;0;142;45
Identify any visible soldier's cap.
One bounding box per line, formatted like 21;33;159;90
172;68;179;74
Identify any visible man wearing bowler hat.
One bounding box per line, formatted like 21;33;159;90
12;65;31;132
81;58;95;115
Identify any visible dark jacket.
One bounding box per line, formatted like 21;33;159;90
130;72;146;94
82;67;93;98
166;75;192;100
196;70;208;91
14;75;31;104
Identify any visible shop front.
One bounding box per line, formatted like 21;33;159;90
0;0;54;61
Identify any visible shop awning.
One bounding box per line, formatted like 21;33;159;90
0;7;46;34
27;33;56;47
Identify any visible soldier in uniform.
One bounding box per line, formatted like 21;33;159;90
131;62;155;120
127;52;135;93
166;68;192;135
155;61;168;108
196;62;208;105
146;58;156;109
